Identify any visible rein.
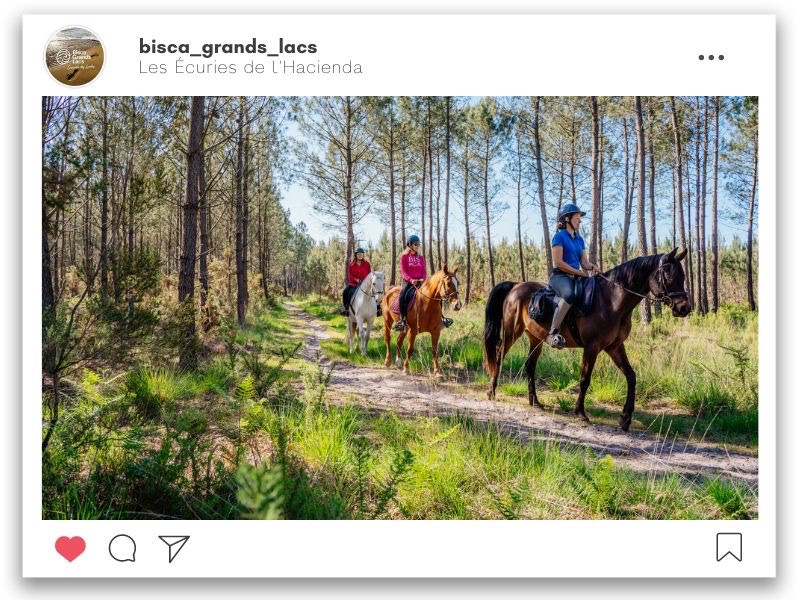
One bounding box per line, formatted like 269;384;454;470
596;264;687;307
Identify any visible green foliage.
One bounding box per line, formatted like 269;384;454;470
236;462;286;520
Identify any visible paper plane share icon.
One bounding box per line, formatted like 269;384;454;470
158;535;190;563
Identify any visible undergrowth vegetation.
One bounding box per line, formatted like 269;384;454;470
43;298;758;520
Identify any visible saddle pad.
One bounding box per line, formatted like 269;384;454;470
390;289;417;314
528;276;597;325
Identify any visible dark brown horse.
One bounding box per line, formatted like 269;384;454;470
383;265;462;376
483;249;691;431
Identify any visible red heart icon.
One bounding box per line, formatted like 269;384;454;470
55;536;86;562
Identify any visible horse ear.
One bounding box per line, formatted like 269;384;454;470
675;247;688;262
451;266;459;275
442;263;450;274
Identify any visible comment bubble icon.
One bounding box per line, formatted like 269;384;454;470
108;534;137;562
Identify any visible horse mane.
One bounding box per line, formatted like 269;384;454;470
603;254;662;285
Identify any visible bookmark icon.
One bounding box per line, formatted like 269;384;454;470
158;535;190;563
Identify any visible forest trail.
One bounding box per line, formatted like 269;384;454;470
286;303;758;487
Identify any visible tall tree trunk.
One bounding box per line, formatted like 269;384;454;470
695;97;703;313
344;97;356;287
711;96;720;313
420;144;427;265
590;96;600;264
621;116;632;263
569;113;577;203
515;129;525;281
598;114;605;271
747;127;758;311
685;139;694;304
427;98;434;264
483;143;496;289
235;99;246;326
388;110;397;286
463;146;472;304
670;97;689;315
199;103;210;329
700;96;710;314
126;97;136;318
634;97;651;324
444;97;451;267
398;159;406;286
178;96;204;370
533;97;552;271
100;98;109;300
435;151;442;269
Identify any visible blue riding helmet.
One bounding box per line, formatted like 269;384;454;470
355;247;365;254
558;203;587;221
407;234;421;246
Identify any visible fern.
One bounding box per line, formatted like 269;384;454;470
235;461;285;520
371;449;414;519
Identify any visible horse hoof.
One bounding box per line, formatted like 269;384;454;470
576;412;591;423
487;391;495;401
532;401;545;411
618;416;632;431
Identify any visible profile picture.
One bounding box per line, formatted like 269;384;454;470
45;26;104;86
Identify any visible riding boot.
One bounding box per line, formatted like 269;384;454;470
441;317;454;328
393;318;406;332
546;299;572;349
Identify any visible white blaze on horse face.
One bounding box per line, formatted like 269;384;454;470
451;276;462;310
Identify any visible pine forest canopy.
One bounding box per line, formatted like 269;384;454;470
41;96;758;357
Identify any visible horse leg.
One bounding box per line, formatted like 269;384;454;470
347;317;354;354
403;330;417;374
383;316;393;367
361;317;370;357
605;342;637;432
525;333;544;409
396;330;407;369
431;329;442;377
575;347;599;422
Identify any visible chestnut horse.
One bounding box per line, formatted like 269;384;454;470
483;249;691;431
382;265;462;376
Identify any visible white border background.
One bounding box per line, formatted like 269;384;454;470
4;0;796;597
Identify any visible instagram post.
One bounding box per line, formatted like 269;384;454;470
23;14;775;578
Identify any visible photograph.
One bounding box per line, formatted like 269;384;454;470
40;95;759;521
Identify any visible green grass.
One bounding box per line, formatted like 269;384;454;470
43;295;759;521
292;295;759;449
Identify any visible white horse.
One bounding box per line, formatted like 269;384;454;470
346;271;385;356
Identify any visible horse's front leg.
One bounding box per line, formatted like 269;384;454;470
605;342;637;431
575;347;599;422
403;331;417;374
347;317;354;354
525;332;544;409
383;314;393;367
431;329;442;377
395;330;407;369
360;317;370;357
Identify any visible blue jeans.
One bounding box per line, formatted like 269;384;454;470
549;271;579;304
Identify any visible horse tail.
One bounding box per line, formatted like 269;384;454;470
484;281;517;379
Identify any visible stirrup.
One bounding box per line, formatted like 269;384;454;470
339;306;349;316
393;319;406;332
546;331;566;349
441;317;454;328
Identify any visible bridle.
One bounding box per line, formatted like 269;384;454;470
415;275;460;306
596;261;688;307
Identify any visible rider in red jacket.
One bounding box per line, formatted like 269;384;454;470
341;248;372;315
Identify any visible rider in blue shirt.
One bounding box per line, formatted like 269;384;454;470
547;204;599;348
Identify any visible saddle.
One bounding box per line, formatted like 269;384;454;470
390;288;417;314
528;276;596;331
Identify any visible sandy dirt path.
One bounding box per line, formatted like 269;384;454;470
287;304;758;486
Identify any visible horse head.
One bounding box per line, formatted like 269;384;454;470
440;264;463;312
370;271;385;304
651;248;691;317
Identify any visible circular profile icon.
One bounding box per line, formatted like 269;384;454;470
45;26;104;86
